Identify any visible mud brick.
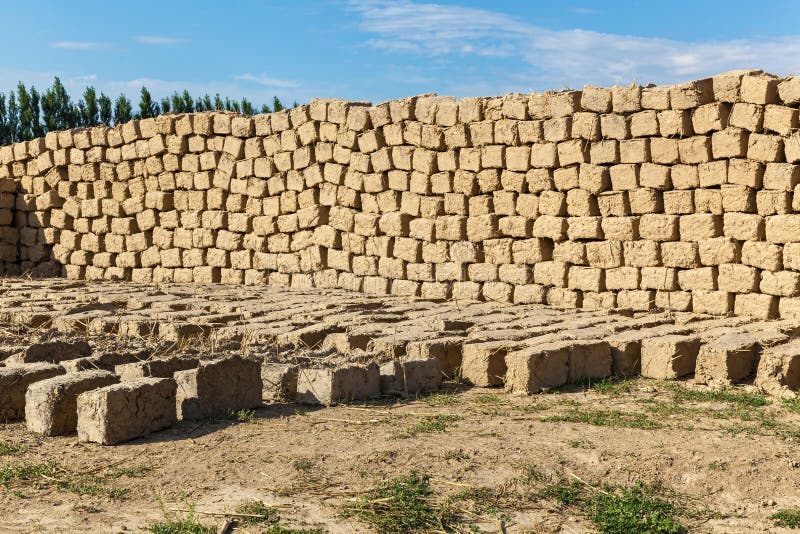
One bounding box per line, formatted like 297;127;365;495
639;214;678;241
609;164;638;190
640;267;678;291
629;110;659;138
639;163;671;190
380;358;441;396
748;134;784;162
619;139;649;164
657;110;692;137
641;335;701;379
25;370;119;436
296;363;379;405
530;143;558;168
741;240;782;271
628;188;663;215
504;342;570;394
764;105;798;136
763;162;800;191
663;190;694;214
734;293;778;319
721;184;756;212
115;357;200;381
641;85;670;110
766;214;800;243
11;340;92;364
678;136;711;164
716;263;758;293
572;112;601;140
546;288;581;309
695;333;759;386
677;267;717;291
601;114;628;140
175;356;262;419
679;214;722;241
76;378;177;445
615;289;653;311
712;128;748;159
699;237;741;265
755;339;800;393
756;190;791;215
585;240;623;268
692;290;734;315
761;271;800;297
740;74;779;104
568;266;604;292
622;239;660;267
605;266;640;290
729;102;764;131
0;363;65;420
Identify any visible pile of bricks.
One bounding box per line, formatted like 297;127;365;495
5;70;800;317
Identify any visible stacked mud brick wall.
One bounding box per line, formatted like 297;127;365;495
7;70;800;318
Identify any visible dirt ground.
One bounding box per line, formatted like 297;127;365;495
1;377;800;533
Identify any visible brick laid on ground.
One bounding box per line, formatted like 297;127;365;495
10;340;91;364
0;363;65;420
174;356;262;420
77;378;177;445
116;356;200;381
640;335;702;379
755;339;800;394
461;340;517;386
504;342;571;395
296;363;380;405
379;358;442;396
25;370;119;435
262;363;299;401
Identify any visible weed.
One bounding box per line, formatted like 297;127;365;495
292;459;316;473
0;440;23;456
781;397;800;414
515;463;546;487
450;486;506;518
771;507;800;528
472;394;508;405
343;472;453;534
236;500;279;525
541;409;662;430
667;384;767;408
587;481;686;534
0;462;127;499
227;408;255;422
539;477;582;506
423;392;458;407
147;506;212;534
399;414;460;438
567;439;596;449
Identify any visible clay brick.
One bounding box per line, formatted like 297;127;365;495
0;363;65;420
641;335;701;379
175;356;261;419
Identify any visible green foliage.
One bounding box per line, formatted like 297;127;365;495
667;384;768;407
147;507;212;534
236;500;279;525
540;408;662;430
0;461;127;499
587;482;686;534
0;78;295;143
114;94;133;124
539;477;583;506
138;86;159;119
0;440;23;455
343;472;453;534
400;414;460;437
771;507;800;528
781;397;800;413
227;408;255;422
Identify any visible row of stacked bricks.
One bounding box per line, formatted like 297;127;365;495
7;70;800;318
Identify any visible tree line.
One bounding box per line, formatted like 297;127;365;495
0;77;297;145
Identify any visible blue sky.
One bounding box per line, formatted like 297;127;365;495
4;0;800;107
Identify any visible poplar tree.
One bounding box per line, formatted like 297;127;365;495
113;94;132;124
272;96;284;112
0;94;8;144
41;77;73;131
214;94;223;110
160;98;171;113
7;92;19;142
138;86;158;119
82;87;99;126
16;83;34;140
30;87;43;137
98;93;112;125
240;98;254;115
260;103;272;114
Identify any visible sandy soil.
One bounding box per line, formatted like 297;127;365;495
1;378;799;533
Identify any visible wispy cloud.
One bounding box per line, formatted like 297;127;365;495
234;73;301;89
50;41;110;51
134;35;186;45
348;0;800;91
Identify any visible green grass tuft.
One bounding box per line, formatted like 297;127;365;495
399;414;460;438
541;408;662;430
781;397;800;414
771;507;800;528
587;481;686;534
147;507;212;534
539;477;583;506
343;472;453;534
226;408;256;422
0;461;128;499
0;440;23;456
667;384;767;408
236;500;280;525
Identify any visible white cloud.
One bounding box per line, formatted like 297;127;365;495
134;35;186;45
348;0;800;92
234;73;301;89
50;41;110;51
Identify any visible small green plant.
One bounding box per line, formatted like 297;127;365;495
472;393;508;405
0;462;127;499
147;506;212;534
0;440;23;455
772;507;800;528
450;486;506;517
515;463;546;487
343;472;453;533
587;481;686;534
781;397;800;414
292;459;316;473
227;408;255;422
423;392;458;406
236;500;279;525
399;414;460;438
668;385;768;408
539;477;583;506
541;408;661;430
